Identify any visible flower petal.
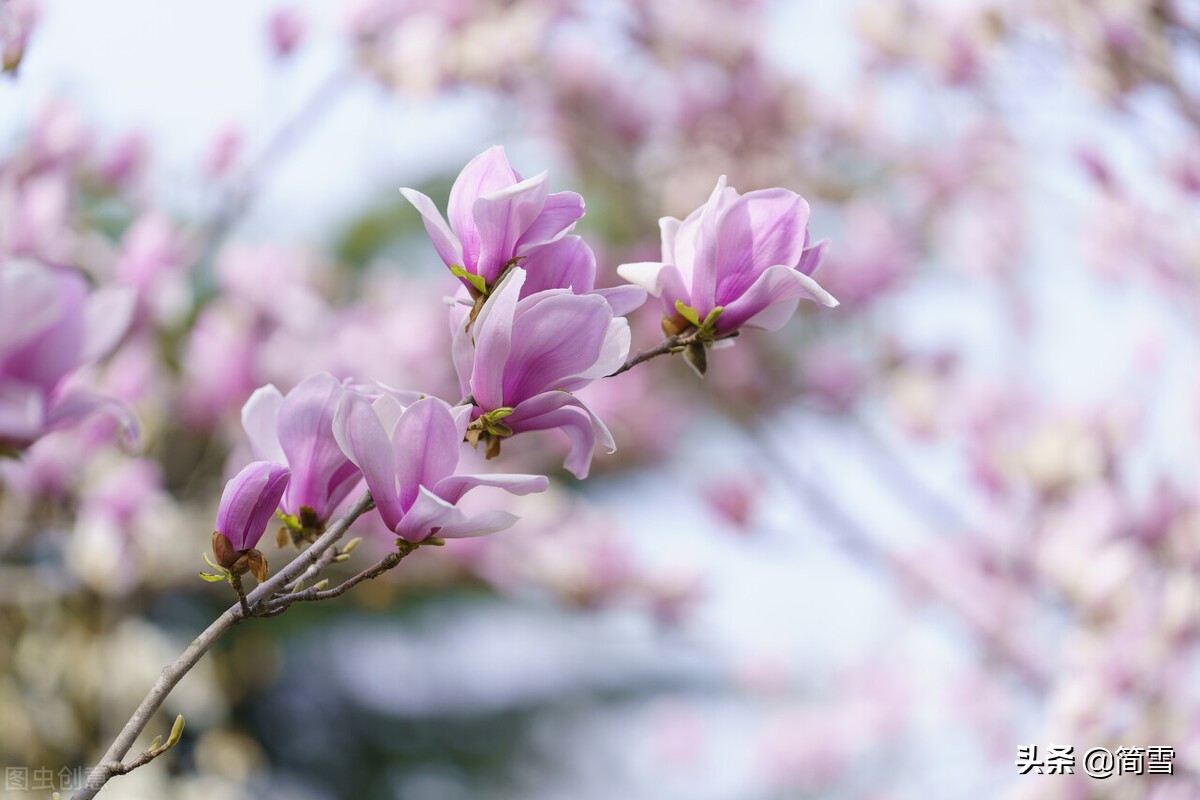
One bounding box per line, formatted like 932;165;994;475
391;397;460;511
333;390;404;532
45;388;140;447
447;146;521;272
241;383;286;464
507;391;614;479
399;187;463;270
394;485;464;542
470;268;526;409
518;235;596;296
592;285;647;317
436;509;521;538
572;317;630;380
616;261;690;315
516;190;585;252
716;264;839;334
473;171;550;284
80;285;135;364
683;175;735;309
371;392;407;440
216;461;291;550
432;471;549;505
616;261;668;296
797;236;830;276
278;372;359;519
502;291;611;402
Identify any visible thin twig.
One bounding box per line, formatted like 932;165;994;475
71;491;375;800
99;714;184;782
282;536;342;593
609;331;738;377
263;543;418;612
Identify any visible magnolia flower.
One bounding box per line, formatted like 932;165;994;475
618;176;837;337
334;393;547;543
400;145;585;294
241;372;362;529
0;260;135;450
453;268;628;478
212;460;290;580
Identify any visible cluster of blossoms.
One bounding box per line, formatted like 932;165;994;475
198;145;836;593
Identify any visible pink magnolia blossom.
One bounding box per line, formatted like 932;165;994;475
0;260;135;449
618;175;837;335
215;460;291;552
453;267;629;478
400;145;585;293
267;6;306;57
241;372;362;526
333;393;547;543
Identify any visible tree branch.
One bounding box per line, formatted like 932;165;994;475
71;490;376;800
263;541;420;613
609;330;738;377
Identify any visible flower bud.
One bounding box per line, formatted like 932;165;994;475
214;461;290;559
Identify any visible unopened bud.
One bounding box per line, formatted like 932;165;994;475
166;715;185;749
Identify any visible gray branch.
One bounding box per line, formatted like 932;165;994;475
70;490;376;800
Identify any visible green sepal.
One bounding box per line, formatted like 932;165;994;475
674;301;702;329
275;510;302;533
202;551;227;572
450;264;488;295
200;552;232;582
700;305;724;332
479;407;516;438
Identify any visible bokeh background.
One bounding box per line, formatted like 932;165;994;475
2;0;1200;798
